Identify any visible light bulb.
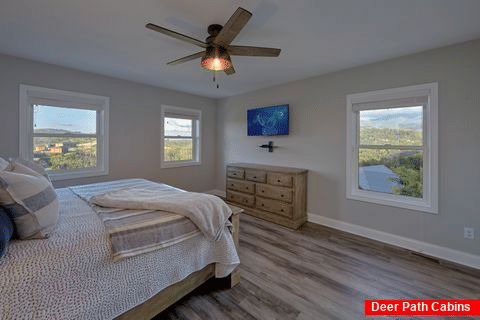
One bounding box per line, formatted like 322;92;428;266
213;58;221;70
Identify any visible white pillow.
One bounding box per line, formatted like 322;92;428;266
10;158;51;182
0;157;8;171
0;162;58;239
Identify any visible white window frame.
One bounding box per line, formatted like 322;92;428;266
19;85;109;181
346;83;438;213
160;105;201;168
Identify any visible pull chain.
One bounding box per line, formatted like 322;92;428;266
213;70;219;89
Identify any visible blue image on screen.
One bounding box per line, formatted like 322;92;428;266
247;104;289;136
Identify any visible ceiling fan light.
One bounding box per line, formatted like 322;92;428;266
201;46;231;71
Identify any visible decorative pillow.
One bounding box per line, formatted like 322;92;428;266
0;163;58;239
9;158;51;182
0;157;9;171
0;161;47;204
0;207;14;258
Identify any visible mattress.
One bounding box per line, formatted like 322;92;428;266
0;181;239;320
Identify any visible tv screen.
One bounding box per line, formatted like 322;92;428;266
247;104;289;136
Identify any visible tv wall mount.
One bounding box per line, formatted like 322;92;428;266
259;141;277;152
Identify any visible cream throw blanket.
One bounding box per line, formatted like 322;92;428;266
89;187;232;241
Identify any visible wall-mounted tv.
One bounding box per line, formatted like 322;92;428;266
247;104;289;136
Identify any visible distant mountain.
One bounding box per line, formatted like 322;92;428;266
165;130;190;137
34;128;83;134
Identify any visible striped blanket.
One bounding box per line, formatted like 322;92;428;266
69;179;231;260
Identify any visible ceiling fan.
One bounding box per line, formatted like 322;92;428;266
145;7;281;75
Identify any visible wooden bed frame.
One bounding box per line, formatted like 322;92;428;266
116;206;242;320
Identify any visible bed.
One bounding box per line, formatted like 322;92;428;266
0;178;240;320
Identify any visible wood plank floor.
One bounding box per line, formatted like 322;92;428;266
156;214;480;320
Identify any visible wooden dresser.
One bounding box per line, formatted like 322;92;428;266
226;163;307;229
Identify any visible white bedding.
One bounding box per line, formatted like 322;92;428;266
89;187;232;241
0;183;239;320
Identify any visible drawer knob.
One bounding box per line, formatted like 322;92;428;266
253;176;257;178
281;194;284;197
277;179;281;182
281;209;284;212
261;190;264;193
261;204;264;207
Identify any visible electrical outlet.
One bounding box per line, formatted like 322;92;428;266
464;227;474;240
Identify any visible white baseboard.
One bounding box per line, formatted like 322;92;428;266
308;213;480;270
205;189;226;198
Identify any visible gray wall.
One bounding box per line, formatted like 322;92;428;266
0;53;217;191
216;39;480;256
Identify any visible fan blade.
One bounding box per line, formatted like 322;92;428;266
224;64;235;75
167;51;204;65
146;23;207;48
229;45;281;57
214;7;252;47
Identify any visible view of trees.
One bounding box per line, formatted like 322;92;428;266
34;136;194;170
164;139;193;161
359;127;423;198
33;137;97;170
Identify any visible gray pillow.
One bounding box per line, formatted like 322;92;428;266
0;162;58;239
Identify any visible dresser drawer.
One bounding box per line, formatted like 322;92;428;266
256;197;293;218
227;167;245;179
245;169;266;183
227;179;255;194
267;173;293;187
256;184;293;203
226;190;255;207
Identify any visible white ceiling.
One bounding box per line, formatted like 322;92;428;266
1;0;480;99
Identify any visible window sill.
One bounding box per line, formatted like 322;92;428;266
160;160;201;169
347;190;438;214
48;168;109;181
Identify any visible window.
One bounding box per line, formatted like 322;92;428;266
346;83;438;213
19;85;109;180
160;105;201;168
